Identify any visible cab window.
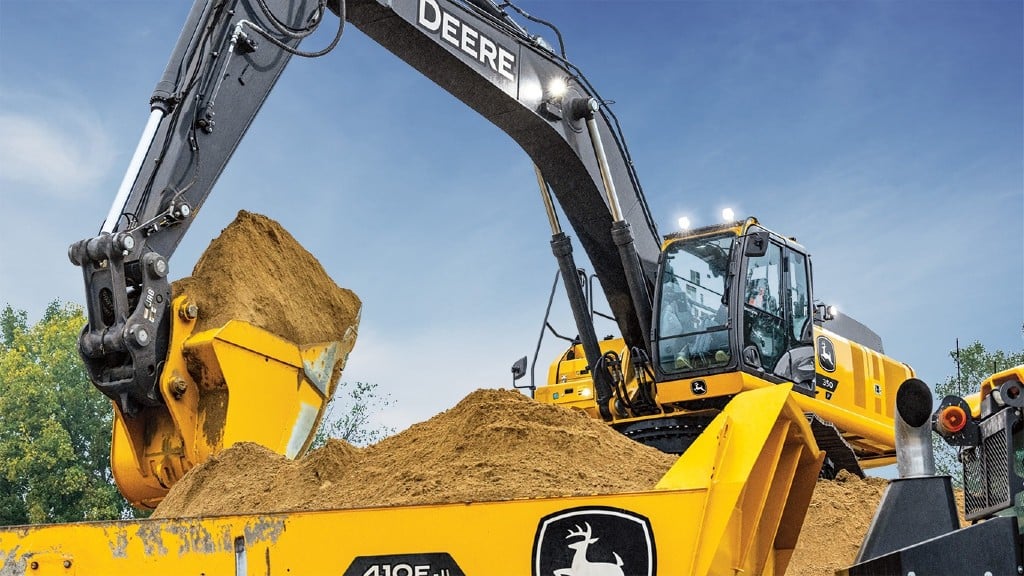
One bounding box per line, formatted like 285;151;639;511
657;234;733;373
787;251;811;343
743;243;785;371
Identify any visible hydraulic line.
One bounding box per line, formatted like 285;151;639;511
536;165;613;419
257;0;325;37
575;98;654;353
234;0;344;59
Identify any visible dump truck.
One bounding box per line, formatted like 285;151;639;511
0;0;939;573
1;384;822;574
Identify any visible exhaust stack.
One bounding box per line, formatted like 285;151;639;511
894;377;936;478
853;377;960;566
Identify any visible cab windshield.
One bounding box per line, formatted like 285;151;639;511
657;233;734;374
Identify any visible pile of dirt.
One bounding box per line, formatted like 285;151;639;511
791;472;966;575
153;389;679;517
171;210;360;345
789;471;889;576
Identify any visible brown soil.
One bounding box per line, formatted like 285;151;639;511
171;210;360;346
788;471;889;576
153;389;679;517
165;210;360;460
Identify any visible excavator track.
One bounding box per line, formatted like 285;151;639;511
610;408;864;480
615;414;716;455
809;415;864;479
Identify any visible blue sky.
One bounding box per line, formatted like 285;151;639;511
1;0;1021;436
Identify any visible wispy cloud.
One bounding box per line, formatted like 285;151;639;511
0;107;114;199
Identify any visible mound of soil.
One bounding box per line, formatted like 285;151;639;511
153;389;678;517
791;472;966;575
172;210;360;345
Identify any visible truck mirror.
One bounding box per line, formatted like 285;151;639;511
745;230;769;257
814;303;836;322
511;356;528;381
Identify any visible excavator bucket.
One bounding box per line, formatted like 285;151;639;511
2;384;821;575
110;296;359;508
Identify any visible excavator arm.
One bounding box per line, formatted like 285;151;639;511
68;0;329;418
68;0;661;501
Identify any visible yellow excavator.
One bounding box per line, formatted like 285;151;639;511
1;0;988;573
532;217;913;478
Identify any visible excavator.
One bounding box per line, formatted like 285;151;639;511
531;216;912;478
2;0;989;573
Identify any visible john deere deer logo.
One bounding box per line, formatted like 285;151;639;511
554;522;624;576
817;336;836;373
533;508;654;576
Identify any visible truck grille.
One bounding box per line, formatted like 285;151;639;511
962;408;1020;521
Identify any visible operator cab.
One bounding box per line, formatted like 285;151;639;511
655;218;816;394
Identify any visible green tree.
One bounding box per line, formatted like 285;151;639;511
932;341;1024;481
310;381;394;448
0;302;130;525
0;302;396;526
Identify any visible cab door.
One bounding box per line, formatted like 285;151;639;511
740;238;814;388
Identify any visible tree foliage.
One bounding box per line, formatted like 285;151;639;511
0;302;396;525
311;381;394;449
932;340;1024;481
0;302;130;525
